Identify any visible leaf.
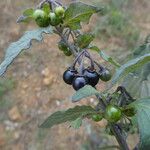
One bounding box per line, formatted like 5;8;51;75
40;105;95;128
140;79;150;98
122;37;150;98
99;51;121;67
63;2;103;30
112;53;150;84
133;35;150;58
130;98;150;150
122;74;142;98
72;85;99;102
0;27;53;76
76;33;95;49
23;8;34;17
42;3;51;15
70;117;82;129
17;8;34;23
89;45;120;67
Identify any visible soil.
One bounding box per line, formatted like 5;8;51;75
0;0;149;150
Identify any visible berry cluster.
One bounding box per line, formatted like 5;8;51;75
33;5;65;27
63;50;111;91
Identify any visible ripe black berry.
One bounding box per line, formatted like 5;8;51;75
72;76;88;91
63;68;77;85
83;69;99;87
99;69;111;82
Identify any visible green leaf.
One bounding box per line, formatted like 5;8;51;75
0;27;53;76
130;98;150;150
112;53;150;84
23;8;34;17
122;74;142;98
72;85;99;102
122;37;150;98
70;117;82;129
99;51;121;67
17;8;34;23
42;3;51;15
89;45;120;67
140;79;150;98
63;2;103;30
76;33;94;49
40;105;95;128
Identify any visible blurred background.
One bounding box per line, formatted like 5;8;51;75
0;0;149;149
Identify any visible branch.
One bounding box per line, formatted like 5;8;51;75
111;124;130;150
54;26;130;150
54;28;78;56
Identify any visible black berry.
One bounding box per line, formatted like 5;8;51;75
63;68;77;85
83;69;99;87
72;76;88;91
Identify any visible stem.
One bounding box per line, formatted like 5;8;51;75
110;124;130;150
85;51;95;70
71;50;85;69
79;54;85;75
55;28;77;56
38;0;47;8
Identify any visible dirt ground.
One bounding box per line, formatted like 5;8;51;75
0;0;149;150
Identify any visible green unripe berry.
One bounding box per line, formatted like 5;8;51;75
33;9;45;19
99;69;112;82
58;41;68;51
92;114;103;122
105;105;122;123
58;41;72;56
33;9;50;27
55;6;65;17
49;12;61;26
63;49;72;56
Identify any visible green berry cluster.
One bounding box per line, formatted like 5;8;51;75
33;6;65;27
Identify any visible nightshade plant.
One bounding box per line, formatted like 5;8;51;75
0;0;150;150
